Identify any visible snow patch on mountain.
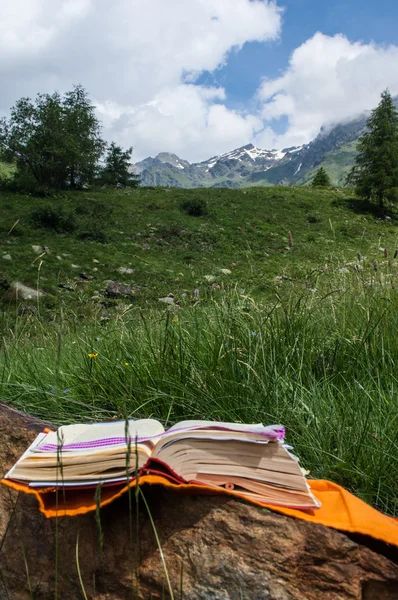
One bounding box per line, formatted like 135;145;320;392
288;145;304;154
271;149;286;160
199;143;296;169
294;163;303;176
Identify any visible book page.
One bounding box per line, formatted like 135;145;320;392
4;433;46;479
35;419;164;452
166;421;285;439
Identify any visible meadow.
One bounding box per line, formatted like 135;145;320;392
1;185;398;515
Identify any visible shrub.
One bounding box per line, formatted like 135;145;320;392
74;200;113;242
40;295;59;310
77;230;107;243
30;205;76;233
180;197;207;216
306;214;321;224
158;224;182;239
146;202;161;210
1;169;54;196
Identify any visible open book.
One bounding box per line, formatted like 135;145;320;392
4;419;320;510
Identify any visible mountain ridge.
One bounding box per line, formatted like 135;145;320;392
131;98;398;188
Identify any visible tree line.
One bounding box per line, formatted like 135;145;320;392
0;85;138;193
1;85;398;208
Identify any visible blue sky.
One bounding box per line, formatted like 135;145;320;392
199;0;398;109
2;0;398;160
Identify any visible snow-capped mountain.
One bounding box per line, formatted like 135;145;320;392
203;144;292;167
132;142;311;188
131;99;398;188
131;96;398;188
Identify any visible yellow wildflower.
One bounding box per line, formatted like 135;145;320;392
172;316;179;323
88;352;98;359
124;362;129;366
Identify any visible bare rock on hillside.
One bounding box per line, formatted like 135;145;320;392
158;296;175;305
11;282;44;300
58;282;76;291
204;274;216;283
0;404;397;600
105;281;139;299
32;245;50;255
118;266;134;275
80;272;94;280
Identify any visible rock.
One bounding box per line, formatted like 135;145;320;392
2;254;11;261
204;275;216;283
80;272;94;281
11;282;44;300
105;281;139;299
32;245;50;255
158;296;175;305
220;268;232;275
118;267;134;275
0;405;397;600
158;294;175;305
58;283;75;291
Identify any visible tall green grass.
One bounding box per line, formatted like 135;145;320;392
1;266;398;516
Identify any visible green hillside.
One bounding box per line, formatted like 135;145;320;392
1;185;396;307
297;141;359;186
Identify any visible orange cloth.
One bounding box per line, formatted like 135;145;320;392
1;476;398;547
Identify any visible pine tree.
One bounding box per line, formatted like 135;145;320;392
312;167;331;187
346;90;398;209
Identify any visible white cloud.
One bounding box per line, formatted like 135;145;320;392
255;33;398;149
4;5;398;163
0;0;282;161
99;85;263;161
0;1;92;63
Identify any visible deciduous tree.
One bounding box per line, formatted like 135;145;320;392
0;85;105;191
